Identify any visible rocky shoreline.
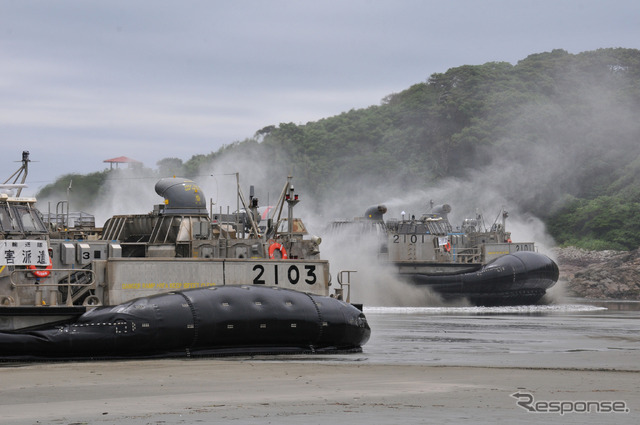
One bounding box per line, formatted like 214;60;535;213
554;246;640;300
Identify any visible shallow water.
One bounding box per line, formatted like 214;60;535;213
284;298;640;370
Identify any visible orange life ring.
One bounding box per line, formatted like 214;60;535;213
28;258;52;278
443;242;451;252
268;243;288;259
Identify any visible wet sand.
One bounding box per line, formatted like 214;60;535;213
1;358;637;424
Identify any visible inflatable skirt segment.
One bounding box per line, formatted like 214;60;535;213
0;286;371;360
411;251;560;306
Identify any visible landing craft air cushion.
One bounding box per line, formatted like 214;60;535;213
0;152;370;358
329;203;559;306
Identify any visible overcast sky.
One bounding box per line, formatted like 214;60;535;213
2;0;639;192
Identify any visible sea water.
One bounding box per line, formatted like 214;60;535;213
359;300;640;370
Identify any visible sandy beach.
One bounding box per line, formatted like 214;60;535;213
1;358;637;425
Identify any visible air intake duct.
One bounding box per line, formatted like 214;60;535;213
155;177;207;214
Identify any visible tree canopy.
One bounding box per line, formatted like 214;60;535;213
37;48;640;250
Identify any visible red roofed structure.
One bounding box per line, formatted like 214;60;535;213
103;156;142;169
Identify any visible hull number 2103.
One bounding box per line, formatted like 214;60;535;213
252;264;317;286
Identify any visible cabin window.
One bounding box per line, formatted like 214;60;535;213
19;210;38;231
0;205;47;233
0;206;13;231
13;206;47;233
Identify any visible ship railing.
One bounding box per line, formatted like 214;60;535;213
453;247;482;263
336;270;356;303
8;268;98;307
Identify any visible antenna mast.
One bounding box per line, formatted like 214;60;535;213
3;151;31;197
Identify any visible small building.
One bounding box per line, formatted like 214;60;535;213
103;156;142;169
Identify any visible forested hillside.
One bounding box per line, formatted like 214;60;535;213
38;48;640;250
